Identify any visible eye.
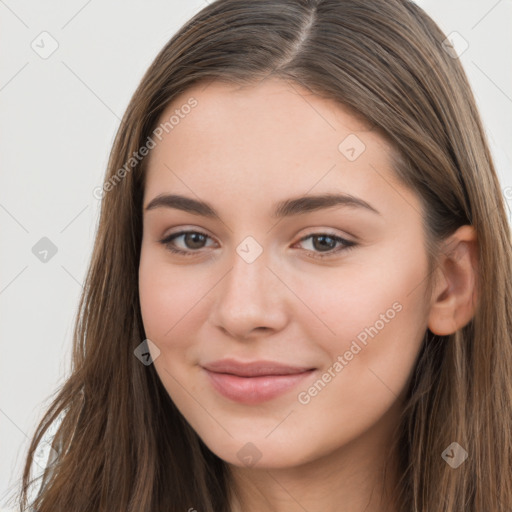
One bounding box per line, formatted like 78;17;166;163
158;230;357;259
159;230;215;257
293;233;357;259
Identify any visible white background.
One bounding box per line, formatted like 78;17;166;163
1;0;511;508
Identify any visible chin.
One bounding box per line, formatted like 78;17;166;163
200;434;317;470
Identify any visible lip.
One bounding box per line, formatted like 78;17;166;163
201;359;316;404
202;358;315;377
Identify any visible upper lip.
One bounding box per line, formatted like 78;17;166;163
202;359;315;377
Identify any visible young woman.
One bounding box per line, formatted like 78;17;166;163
15;0;512;511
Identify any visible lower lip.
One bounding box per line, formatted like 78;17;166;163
203;368;316;404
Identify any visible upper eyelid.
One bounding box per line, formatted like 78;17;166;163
162;229;354;246
162;229;217;244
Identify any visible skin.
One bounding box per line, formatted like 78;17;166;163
138;78;478;512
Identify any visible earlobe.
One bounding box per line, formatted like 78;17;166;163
427;225;479;336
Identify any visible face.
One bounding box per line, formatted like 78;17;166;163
138;78;431;469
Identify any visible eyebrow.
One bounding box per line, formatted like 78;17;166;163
144;192;380;219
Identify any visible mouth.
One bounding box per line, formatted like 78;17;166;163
201;359;317;404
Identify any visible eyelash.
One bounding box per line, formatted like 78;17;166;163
158;230;357;260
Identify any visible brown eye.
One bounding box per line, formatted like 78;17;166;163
311;235;338;252
295;233;357;260
181;232;208;249
159;231;214;256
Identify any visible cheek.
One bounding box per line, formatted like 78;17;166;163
138;249;214;354
139;249;186;341
295;245;429;408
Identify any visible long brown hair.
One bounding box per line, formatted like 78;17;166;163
12;0;512;510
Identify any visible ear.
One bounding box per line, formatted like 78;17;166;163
427;225;479;336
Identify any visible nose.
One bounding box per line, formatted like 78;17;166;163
209;243;289;340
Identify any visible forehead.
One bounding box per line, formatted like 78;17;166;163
151;78;375;152
142;78;412;219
